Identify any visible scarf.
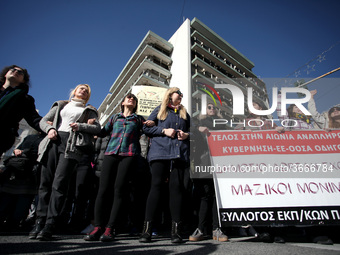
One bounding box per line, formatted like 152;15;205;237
167;103;181;113
293;112;312;124
0;86;26;113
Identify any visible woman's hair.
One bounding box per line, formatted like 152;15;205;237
287;104;297;118
328;106;340;128
120;93;138;113
0;65;30;87
69;84;91;105
157;87;187;120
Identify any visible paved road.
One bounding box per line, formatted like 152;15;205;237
1;233;340;255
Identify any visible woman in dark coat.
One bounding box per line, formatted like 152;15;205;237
139;87;191;244
0;65;42;156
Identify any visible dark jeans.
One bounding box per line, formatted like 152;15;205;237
193;178;219;232
61;153;95;228
94;154;135;228
36;132;78;225
145;160;188;223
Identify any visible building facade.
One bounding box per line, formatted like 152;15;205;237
97;18;269;127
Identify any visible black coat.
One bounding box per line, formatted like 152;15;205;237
0;84;42;153
0;133;44;194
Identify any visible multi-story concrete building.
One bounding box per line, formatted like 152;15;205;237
97;18;269;127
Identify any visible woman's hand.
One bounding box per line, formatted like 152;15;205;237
144;120;155;127
177;130;189;140
70;123;79;131
163;128;176;138
198;126;210;135
13;149;23;157
310;89;317;98
48;129;58;140
276;126;284;133
87;118;96;125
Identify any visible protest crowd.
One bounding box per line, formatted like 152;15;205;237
0;64;339;247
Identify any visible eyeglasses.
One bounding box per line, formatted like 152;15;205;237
175;90;183;97
10;68;24;75
329;107;340;113
207;106;216;110
126;95;136;100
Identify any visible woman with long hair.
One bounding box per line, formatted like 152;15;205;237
29;84;101;241
84;93;153;242
328;106;340;129
139;87;191;244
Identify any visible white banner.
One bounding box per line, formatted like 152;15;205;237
205;129;340;226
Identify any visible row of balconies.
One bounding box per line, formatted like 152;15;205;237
191;36;258;82
98;50;172;124
145;55;171;70
140;69;170;85
192;48;267;95
148;43;172;57
192;63;267;102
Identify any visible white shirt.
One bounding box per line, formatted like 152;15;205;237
58;99;85;132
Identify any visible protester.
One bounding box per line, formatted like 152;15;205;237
139;87;191;244
0;132;44;230
84;93;153;242
189;103;228;242
308;89;340;129
277;94;314;130
28;84;100;241
0;65;42;156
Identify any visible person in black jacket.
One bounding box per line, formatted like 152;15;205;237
0;132;44;230
0;65;42;156
189;103;228;242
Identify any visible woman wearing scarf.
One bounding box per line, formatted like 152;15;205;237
277;94;314;130
139;87;191;244
0;65;41;156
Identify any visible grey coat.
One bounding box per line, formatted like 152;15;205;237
37;100;101;162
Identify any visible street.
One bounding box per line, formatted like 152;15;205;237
1;233;340;255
